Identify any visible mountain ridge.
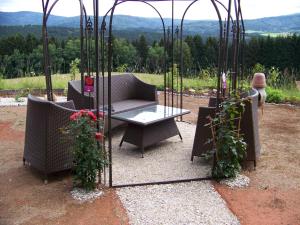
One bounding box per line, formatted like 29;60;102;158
0;11;299;37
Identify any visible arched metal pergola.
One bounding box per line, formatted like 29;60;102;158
42;0;245;187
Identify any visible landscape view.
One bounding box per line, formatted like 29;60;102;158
0;0;299;225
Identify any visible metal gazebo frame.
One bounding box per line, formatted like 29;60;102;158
42;0;245;188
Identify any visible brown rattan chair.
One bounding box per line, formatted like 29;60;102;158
67;73;158;130
191;89;261;167
23;94;77;182
191;106;216;161
67;73;158;110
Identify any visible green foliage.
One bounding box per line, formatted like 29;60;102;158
113;38;137;71
116;64;128;73
267;67;280;87
198;67;217;81
252;63;266;74
0;74;4;89
63;110;107;190
147;43;164;73
166;64;179;92
136;35;149;70
266;87;284;103
209;95;247;179
14;88;31;102
70;58;80;80
1;33;300;81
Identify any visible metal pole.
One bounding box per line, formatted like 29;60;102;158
108;0;118;188
79;1;84;95
175;26;179;109
171;0;174;107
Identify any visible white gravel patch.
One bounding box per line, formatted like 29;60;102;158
112;122;211;185
220;174;250;188
0;97;28;106
70;188;103;203
0;96;67;107
117;181;240;225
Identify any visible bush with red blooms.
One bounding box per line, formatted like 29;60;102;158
64;110;107;190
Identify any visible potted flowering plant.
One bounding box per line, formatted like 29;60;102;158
65;110;107;190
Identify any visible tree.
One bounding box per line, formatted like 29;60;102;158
174;40;192;76
70;58;80;80
147;43;164;73
112;38;137;71
136;35;149;71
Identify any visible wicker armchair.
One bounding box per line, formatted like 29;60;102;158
191;89;261;167
23;94;77;182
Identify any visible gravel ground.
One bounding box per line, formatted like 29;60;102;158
70;188;104;203
219;174;250;188
117;181;240;225
111;122;211;185
0;97;28;106
0;96;67;106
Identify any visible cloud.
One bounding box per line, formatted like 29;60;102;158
0;0;299;19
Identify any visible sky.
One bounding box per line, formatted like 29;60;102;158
0;0;300;20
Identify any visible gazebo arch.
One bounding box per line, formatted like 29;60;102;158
42;0;88;101
41;0;246;187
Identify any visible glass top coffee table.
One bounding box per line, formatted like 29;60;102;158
111;105;190;157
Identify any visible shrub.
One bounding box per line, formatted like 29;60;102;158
63;110;107;190
70;58;80;80
266;87;284;103
252;63;266;75
116;64;128;73
267;67;280;88
0;74;4;90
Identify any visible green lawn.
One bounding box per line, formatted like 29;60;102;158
0;73;217;91
1;73;299;104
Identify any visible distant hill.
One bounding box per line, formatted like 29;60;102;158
0;11;299;39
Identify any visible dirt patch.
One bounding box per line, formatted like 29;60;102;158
159;94;300;224
214;104;300;225
214;184;300;225
1;97;300;225
0;106;129;225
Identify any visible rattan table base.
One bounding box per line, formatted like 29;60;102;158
119;118;182;157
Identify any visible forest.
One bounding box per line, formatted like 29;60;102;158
0;33;299;80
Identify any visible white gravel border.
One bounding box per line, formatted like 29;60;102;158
0;97;67;107
70;188;103;203
117;181;240;225
220;174;250;188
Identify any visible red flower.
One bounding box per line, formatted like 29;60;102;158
70;112;78;121
98;111;105;119
79;109;86;116
95;132;104;141
88;111;97;121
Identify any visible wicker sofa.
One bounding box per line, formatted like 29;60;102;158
23;94;77;182
67;73;158;129
191;89;261;167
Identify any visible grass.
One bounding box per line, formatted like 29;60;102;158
0;74;75;90
0;73;217;92
134;73;217;91
1;73;299;104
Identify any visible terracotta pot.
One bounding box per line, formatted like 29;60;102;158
252;73;266;88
